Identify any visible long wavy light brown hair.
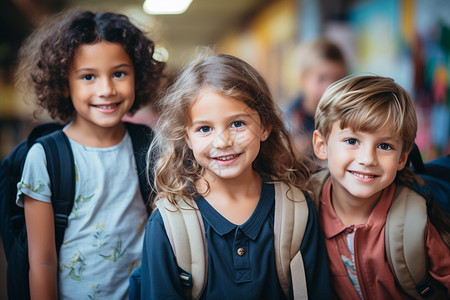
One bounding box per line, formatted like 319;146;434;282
15;9;165;122
148;51;312;207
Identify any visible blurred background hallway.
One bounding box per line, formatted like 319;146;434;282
0;0;449;297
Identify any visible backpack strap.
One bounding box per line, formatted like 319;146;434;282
308;169;330;210
124;122;154;213
37;130;75;255
157;182;309;300
273;181;309;300
155;197;208;300
385;185;445;299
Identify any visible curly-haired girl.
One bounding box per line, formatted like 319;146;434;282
15;9;164;299
139;52;331;299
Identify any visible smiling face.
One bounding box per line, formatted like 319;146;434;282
67;41;135;130
185;88;270;184
313;121;409;203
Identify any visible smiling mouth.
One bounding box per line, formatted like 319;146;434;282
213;154;239;161
93;103;120;109
348;171;377;179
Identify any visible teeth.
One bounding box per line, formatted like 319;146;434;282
96;104;118;109
216;154;238;161
350;171;375;178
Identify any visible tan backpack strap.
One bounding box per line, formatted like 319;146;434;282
308;169;330;210
155;198;208;300
385;185;442;300
273;182;309;300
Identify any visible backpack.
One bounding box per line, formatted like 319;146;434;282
407;144;450;212
130;181;310;300
0;121;153;300
309;169;448;300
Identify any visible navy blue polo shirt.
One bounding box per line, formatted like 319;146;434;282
140;182;331;299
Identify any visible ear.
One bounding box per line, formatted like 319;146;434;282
185;134;193;150
260;125;272;142
312;130;328;160
397;148;410;171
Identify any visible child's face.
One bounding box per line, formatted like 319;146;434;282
67;41;135;129
185;88;270;183
301;61;346;114
313;121;409;203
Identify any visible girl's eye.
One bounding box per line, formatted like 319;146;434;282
231;121;244;128
344;138;358;145
82;74;95;81
378;143;393;150
114;71;125;78
198;126;211;133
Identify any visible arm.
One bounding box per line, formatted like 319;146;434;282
300;194;333;300
24;195;58;300
141;210;184;300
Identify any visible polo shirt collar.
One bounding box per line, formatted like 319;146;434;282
320;178;395;238
196;181;274;240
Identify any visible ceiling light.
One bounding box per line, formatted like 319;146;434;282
143;0;193;15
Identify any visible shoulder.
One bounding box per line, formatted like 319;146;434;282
21;142;47;173
26;142;46;160
147;208;164;226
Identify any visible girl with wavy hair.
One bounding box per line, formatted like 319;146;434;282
139;52;331;299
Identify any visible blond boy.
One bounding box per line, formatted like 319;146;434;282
312;75;450;299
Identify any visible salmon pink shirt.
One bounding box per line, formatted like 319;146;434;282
319;179;450;300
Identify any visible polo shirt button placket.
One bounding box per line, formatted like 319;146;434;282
233;228;251;283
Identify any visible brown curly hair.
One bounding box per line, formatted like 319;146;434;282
15;9;165;122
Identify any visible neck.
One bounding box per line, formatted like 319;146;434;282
197;170;262;225
330;185;381;227
301;96;318;117
63;120;126;147
198;169;262;199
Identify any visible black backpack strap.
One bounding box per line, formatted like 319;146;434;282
37;130;75;255
124;122;155;214
407;143;426;174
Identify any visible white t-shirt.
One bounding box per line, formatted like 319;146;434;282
17;132;147;300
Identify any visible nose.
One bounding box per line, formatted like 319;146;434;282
97;77;116;97
356;146;377;166
213;129;233;148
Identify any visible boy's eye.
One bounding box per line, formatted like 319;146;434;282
82;74;95;81
344;138;358;145
113;71;125;78
231;121;244;128
198;126;211;133
378;143;393;150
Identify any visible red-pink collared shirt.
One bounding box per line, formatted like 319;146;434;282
319;179;450;300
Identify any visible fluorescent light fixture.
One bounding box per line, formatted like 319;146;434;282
143;0;193;15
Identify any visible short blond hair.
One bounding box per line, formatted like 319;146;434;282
314;75;417;153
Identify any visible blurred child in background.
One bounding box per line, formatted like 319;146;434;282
286;38;347;159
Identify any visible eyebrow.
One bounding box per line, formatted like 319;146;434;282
190;113;255;127
339;129;399;142
73;63;133;73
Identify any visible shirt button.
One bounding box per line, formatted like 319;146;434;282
346;225;355;233
237;248;245;256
